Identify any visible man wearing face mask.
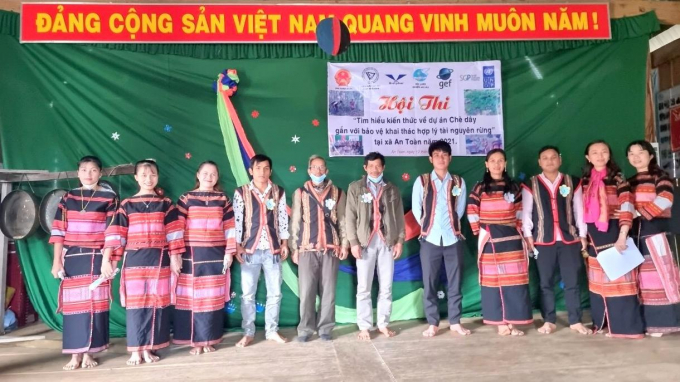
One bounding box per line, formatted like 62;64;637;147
346;152;405;341
289;155;348;342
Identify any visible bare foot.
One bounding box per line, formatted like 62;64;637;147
126;352;143;366
508;324;524;336
650;333;664;338
450;324;471;336
63;354;83;371
498;325;511;336
142;350;160;363
422;325;439;338
81;353;98;369
236;335;254;348
266;332;289;344
570;323;593;335
190;346;203;355
203;345;216;352
378;327;396;338
357;329;371;341
537;322;557;334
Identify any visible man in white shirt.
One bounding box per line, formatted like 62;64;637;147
521;146;591;335
412;140;471;337
233;154;290;347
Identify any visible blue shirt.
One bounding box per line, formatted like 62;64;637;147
411;171;467;246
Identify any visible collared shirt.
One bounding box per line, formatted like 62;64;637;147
366;177;385;198
521;172;587;240
412;171;467;246
233;181;290;250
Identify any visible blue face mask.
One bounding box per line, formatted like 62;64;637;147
368;173;383;183
309;173;326;184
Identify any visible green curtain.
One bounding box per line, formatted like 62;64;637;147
0;10;658;336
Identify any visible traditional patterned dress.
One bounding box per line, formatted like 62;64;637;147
467;180;533;325
583;174;644;338
629;171;680;334
173;191;235;347
49;186;119;354
105;195;184;351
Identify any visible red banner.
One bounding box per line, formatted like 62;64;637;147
20;3;611;43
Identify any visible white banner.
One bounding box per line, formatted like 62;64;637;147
327;61;503;157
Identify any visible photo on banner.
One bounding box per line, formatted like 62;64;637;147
327;62;503;157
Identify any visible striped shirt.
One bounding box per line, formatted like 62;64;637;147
628;171;674;220
105;195;185;256
177;191;236;253
49;187;118;249
467;180;522;235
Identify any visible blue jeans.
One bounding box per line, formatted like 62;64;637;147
240;249;283;338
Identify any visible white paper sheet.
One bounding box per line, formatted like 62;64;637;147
595;238;644;280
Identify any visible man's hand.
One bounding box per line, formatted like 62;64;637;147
339;247;349;261
524;236;535;252
351;245;362;259
392;243;403;260
292;250;299;264
280;245;289;261
580;237;588;252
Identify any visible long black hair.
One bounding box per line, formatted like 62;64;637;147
626;140;666;177
483;148;512;194
582;140;622;185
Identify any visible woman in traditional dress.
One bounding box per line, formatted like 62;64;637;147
467;149;532;336
50;155;119;370
173;161;236;355
103;159;185;365
582;140;644;338
627;140;680;337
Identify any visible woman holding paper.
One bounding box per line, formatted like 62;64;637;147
103;159;185;365
49;156;119;370
173;161;236;354
627;140;680;337
467;149;533;336
582;140;644;338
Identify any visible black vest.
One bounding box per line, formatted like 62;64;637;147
529;174;579;245
419;173;462;238
237;184;283;254
297;181;342;250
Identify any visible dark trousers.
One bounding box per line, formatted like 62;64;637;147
420;240;464;325
535;241;584;325
297;251;339;336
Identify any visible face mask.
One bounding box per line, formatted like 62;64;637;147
310;173;326;184
368;173;383;183
82;183;96;190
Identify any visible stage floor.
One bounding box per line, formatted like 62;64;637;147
1;312;679;381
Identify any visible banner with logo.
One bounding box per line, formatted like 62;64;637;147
327;62;503;157
20;3;610;43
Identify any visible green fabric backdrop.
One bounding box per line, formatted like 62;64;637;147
0;10;658;336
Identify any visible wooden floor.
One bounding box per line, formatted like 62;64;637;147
1;313;680;382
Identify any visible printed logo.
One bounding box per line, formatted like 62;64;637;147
334;69;351;86
436;68;453;80
413;68;429;82
483;66;495;88
459;74;480;82
386;74;406;82
437;68;454;89
362;67;379;83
